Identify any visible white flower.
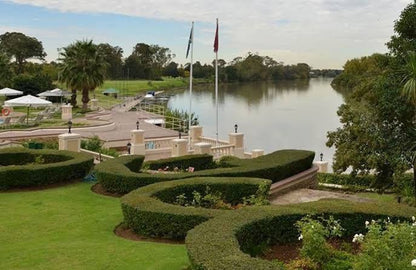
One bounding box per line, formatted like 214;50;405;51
371;220;376;224
412;216;415;222
298;234;303;240
352;233;364;243
411;259;416;267
365;221;370;227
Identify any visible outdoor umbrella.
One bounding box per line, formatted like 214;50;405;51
102;88;119;94
5;95;52;124
38;88;71;103
0;88;23;96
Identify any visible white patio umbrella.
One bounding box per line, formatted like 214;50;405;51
0;88;23;96
5;95;52;124
38;88;71;103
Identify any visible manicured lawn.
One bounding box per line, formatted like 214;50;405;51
0;182;189;270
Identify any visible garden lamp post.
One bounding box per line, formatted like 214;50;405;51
320;153;323;162
67;120;72;134
234;124;238;133
136;120;140;130
127;142;131;154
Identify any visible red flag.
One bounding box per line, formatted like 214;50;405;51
213;19;219;52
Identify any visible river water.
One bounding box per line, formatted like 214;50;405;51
167;77;344;166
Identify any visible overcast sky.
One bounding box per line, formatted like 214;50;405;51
0;0;412;69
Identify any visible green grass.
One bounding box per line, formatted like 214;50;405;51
69;77;190;109
0;182;189;270
357;192;397;203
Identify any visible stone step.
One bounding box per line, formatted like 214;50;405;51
269;165;319;199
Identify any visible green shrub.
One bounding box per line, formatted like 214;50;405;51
317;172;376;187
0;148;94;190
185;200;416;270
97;149;314;194
121;177;270;240
145;154;215;171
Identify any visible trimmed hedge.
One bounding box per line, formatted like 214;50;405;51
121;177;271;240
145;154;215;171
186;200;416;270
0;148;94;190
96;149;314;194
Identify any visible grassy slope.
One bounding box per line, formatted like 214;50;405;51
0;182;188;270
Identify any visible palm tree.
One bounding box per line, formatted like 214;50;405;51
401;51;416;196
402;51;416;105
59;40;107;111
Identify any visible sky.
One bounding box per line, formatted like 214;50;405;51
0;0;412;69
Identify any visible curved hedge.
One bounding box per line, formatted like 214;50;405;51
121;177;271;240
0;148;94;190
186;200;416;270
96;149;314;194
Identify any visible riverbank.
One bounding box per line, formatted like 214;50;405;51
72;77;209;110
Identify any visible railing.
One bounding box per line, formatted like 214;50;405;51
80;148;115;163
145;148;172;161
138;103;188;132
199;136;231;147
211;144;235;158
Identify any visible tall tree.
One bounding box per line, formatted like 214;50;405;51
0;52;13;88
59;40;107;111
130;43;174;79
0;32;46;74
98;43;123;79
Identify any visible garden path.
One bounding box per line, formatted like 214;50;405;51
271;188;372;205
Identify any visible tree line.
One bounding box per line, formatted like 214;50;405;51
328;2;416;194
0;31;318;110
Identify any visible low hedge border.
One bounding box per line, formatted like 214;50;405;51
0;147;94;190
121;177;271;240
186;200;416;270
96;149;314;194
145;154;216;171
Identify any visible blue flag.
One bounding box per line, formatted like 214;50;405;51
186;24;193;58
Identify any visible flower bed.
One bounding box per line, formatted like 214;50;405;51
121;177;271;240
0;148;94;190
96;149;314;194
185;200;416;270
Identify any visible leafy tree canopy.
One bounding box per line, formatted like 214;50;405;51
0;32;46;74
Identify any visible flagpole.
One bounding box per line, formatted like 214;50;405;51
215;18;219;146
188;21;194;151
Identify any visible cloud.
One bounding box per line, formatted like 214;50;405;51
5;0;413;68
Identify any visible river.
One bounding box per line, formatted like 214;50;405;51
167;77;344;167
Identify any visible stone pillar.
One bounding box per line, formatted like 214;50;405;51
251;149;264;158
229;133;244;158
314;161;329;173
190;126;203;146
130;129;145;155
90;99;98;110
61;105;73;121
58;133;81;152
194;142;212;155
171;138;187;157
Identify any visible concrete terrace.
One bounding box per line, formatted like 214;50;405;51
0;98;179;144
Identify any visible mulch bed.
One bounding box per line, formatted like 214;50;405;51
114;223;185;245
261;239;361;263
91;183;123;198
0;179;81;193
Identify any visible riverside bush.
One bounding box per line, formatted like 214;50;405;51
0;148;94;190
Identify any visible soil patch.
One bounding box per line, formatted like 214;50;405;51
1;179;81;193
114;223;184;245
262;242;301;263
91;183;122;198
261;239;361;263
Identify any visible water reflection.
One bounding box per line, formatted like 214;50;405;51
168;78;344;168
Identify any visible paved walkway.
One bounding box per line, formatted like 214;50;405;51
270;188;373;205
0;101;178;142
